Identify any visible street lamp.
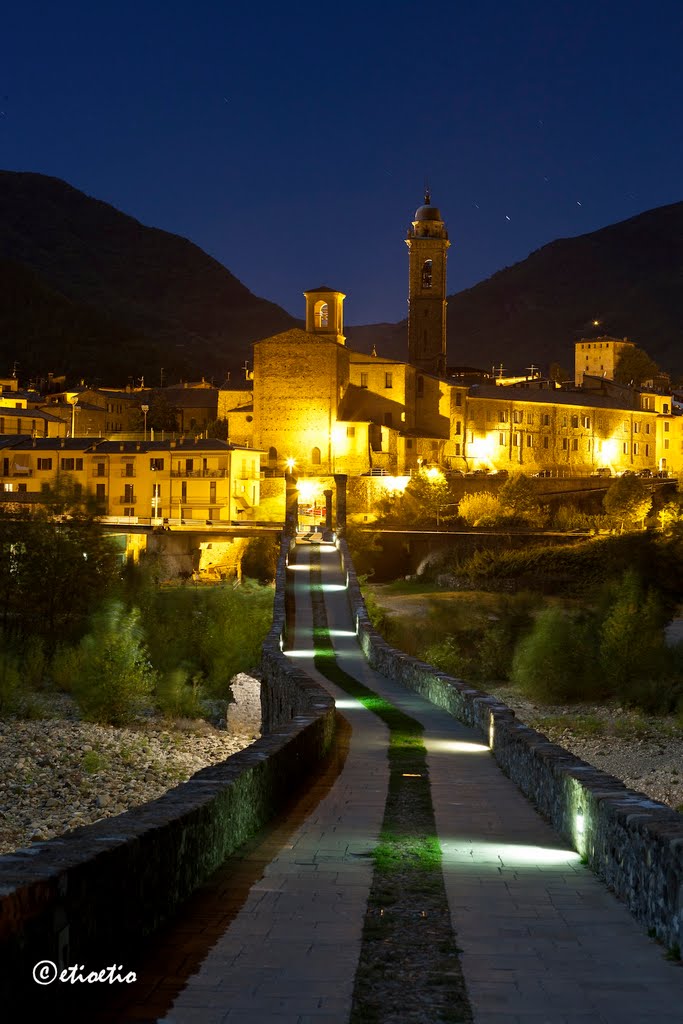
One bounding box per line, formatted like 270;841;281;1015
141;404;149;441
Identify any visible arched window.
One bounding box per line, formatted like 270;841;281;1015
315;301;329;328
422;259;433;288
311;446;321;465
268;446;277;463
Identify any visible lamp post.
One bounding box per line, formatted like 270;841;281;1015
70;398;78;438
141;404;149;441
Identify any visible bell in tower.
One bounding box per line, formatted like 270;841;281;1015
405;191;450;376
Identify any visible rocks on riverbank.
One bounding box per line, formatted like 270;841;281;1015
0;715;256;856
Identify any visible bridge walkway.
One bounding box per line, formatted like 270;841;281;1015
101;539;681;1023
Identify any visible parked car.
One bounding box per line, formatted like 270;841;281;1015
534;469;553;478
637;468;653;478
618;470;636;477
590;467;612;478
654;469;669;478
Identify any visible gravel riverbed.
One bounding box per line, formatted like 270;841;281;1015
0;715;256;856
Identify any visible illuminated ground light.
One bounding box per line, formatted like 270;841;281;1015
328;629;356;638
286;563;309;571
425;738;490;755
441;840;581;867
334;698;369;710
320;583;346;592
283;649;317;659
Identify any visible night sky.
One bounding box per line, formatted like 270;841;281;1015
2;2;682;326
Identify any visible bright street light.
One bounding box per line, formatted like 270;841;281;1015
141;404;150;441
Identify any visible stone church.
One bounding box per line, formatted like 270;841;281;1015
218;195;681;483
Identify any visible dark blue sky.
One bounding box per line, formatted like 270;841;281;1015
2;2;682;325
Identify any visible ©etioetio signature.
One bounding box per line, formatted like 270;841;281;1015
33;961;137;985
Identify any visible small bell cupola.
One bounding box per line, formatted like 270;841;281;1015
304;286;346;345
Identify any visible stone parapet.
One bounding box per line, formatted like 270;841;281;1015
338;537;683;951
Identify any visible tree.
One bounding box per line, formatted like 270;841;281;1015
603;476;652;532
498;473;544;526
375;470;454;527
614;346;659;386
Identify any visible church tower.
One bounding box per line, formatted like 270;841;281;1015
405;191;450;376
303;286;346;345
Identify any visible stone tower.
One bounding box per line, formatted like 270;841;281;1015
405;191;450;376
303;286;346;346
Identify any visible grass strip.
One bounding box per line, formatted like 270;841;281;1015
302;544;472;1024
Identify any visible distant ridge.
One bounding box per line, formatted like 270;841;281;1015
0;171;297;384
347;201;683;379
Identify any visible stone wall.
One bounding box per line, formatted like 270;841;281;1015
338;538;683;950
0;536;336;998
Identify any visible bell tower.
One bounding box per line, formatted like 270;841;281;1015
303;286;346;345
405;191;450;376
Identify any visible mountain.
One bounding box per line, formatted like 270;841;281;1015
0;171;297;385
347;201;683;379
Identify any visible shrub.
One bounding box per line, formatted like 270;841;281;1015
72;602;156;726
0;646;21;714
499;474;545;526
424;635;472;680
241;535;279;584
155;668;204;720
457;492;503;527
510;607;599;702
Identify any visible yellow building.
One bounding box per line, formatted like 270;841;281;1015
575;337;635;386
0;437;261;524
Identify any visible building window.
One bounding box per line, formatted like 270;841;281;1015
587;439;591;452
385;372;393;389
150;458;164;471
360;372;368;388
526;435;533;447
96;483;105;501
311;446;321;465
268;446;277;462
455;392;462;407
124;507;135;517
543;436;549;449
17;483;26;493
513;410;522;424
572;438;578;451
583;416;591;429
664;438;670;449
499;433;505;445
455;421;461;435
498;410;508;423
634;422;640;433
562;438;568;450
645;423;651;434
623;442;628;454
421;259;433;288
181;482;187;502
663;403;670;414
37;458;52;471
571;415;579;429
633;443;639;455
645;444;650;456
210;481;216;505
664;422;670;432
542;414;550;427
512;432;520;446
95;461;105;476
315;301;329;328
346;426;355;438
562;416;568;428
60;458;83;471
527;412;534;424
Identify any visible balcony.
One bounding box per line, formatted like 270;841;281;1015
0;467;33;477
117;495;136;505
170;469;226;478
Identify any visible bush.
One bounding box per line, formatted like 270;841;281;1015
72;602;156;725
241;536;279;584
457;492;503;527
155;668;204;719
510;607;599;702
0;645;22;714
